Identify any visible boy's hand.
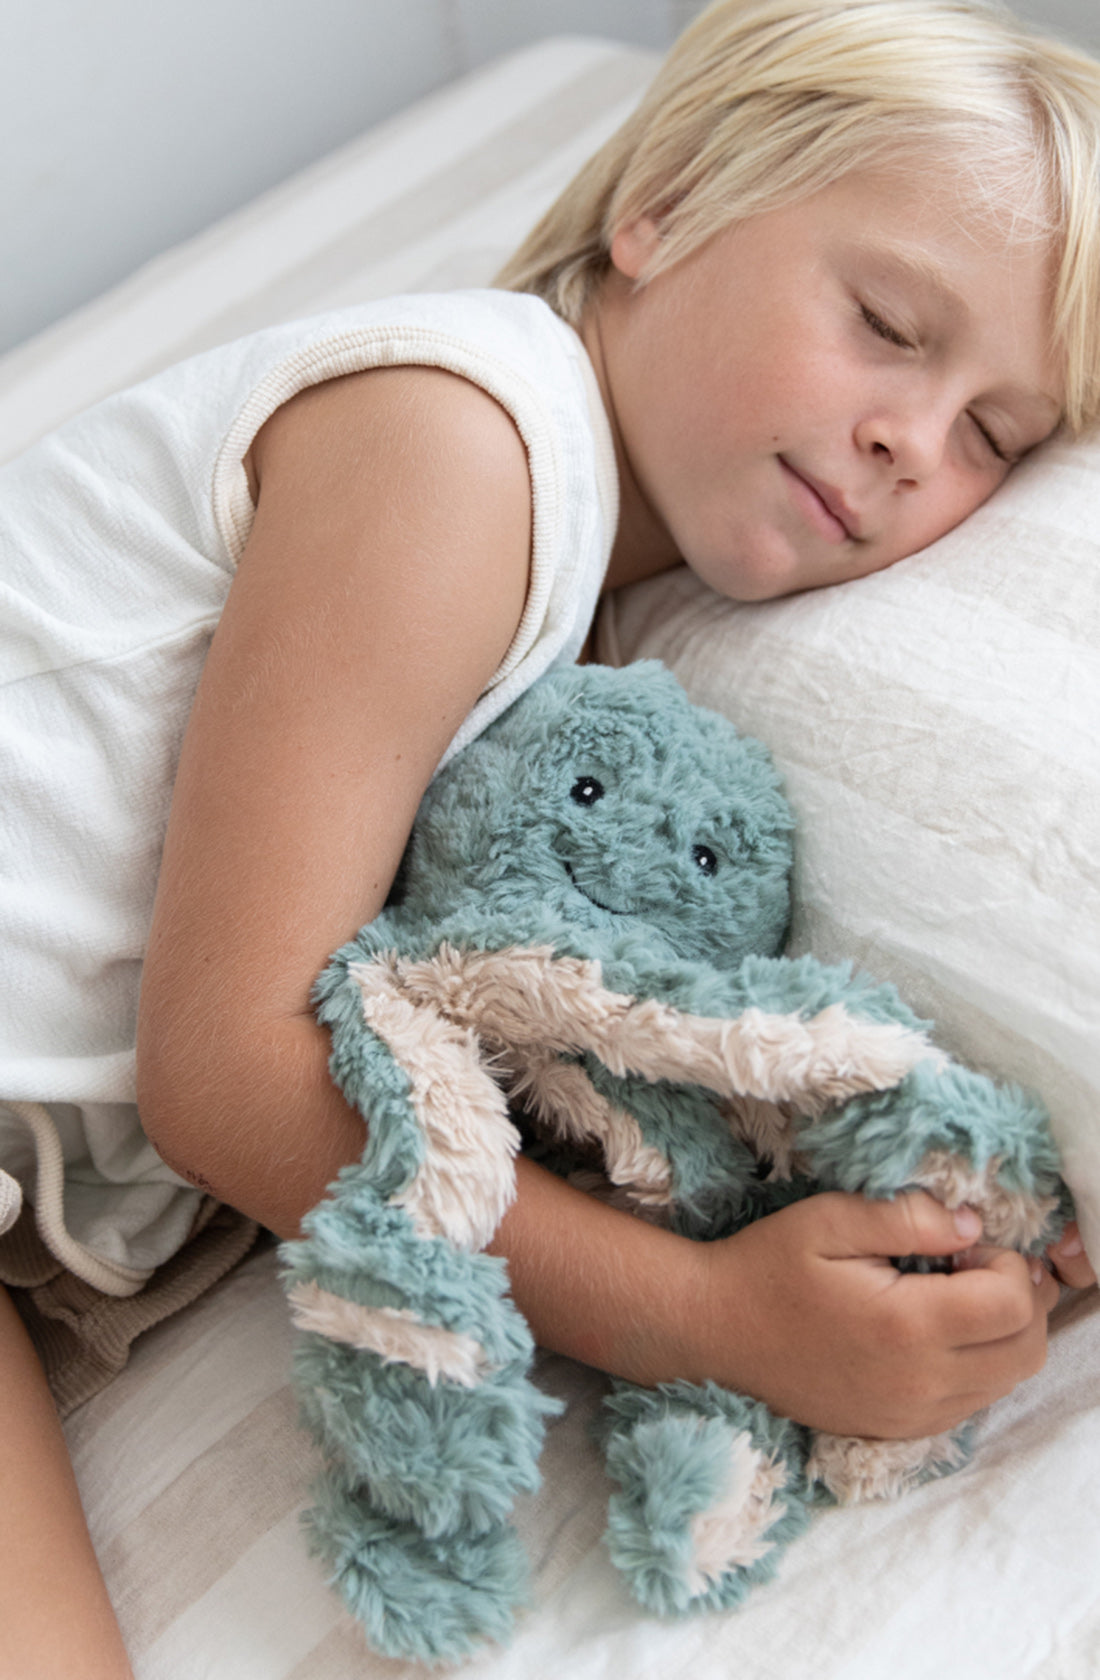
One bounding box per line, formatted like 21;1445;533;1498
1045;1221;1097;1290
696;1190;1059;1440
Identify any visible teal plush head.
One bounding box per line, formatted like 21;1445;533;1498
392;662;794;969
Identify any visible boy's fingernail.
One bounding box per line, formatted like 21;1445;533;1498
1056;1232;1084;1259
1029;1258;1045;1286
954;1206;983;1241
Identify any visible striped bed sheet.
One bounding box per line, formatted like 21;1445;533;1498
63;1241;1100;1680
3;34;1098;1680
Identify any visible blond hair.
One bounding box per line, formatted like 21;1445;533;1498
496;0;1100;431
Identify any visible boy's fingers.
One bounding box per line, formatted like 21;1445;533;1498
1046;1222;1097;1290
938;1246;1060;1341
952;1242;1040;1278
819;1189;984;1259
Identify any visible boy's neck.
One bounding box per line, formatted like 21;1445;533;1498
578;283;683;596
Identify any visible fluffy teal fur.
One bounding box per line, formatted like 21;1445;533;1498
601;1383;813;1614
802;1060;1063;1205
317;661;794;994
285;1181;559;1536
284;661;1068;1663
304;1491;530;1663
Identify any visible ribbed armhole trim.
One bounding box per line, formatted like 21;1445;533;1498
211;323;563;698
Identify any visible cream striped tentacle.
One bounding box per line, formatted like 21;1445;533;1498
287;1280;493;1388
906;1149;1058;1249
805;1428;972;1505
720;1093;801;1180
685;1433;789;1597
350;962;521;1251
500;1043;673;1208
360;945;936;1115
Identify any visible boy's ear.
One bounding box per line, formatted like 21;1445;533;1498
609;216;662;281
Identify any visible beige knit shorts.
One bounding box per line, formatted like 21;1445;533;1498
0;1198;260;1416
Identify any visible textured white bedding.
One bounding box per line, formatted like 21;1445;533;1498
67;1241;1099;1680
4;34;1097;1679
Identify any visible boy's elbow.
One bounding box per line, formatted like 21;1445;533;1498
135;1011;230;1188
134;963;263;1191
135;992;366;1235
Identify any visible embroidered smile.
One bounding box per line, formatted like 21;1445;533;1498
564;861;622;914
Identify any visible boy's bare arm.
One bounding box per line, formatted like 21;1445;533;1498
136;364;532;1231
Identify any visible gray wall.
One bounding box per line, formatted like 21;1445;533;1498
2;0;1097;357
1;1;696;355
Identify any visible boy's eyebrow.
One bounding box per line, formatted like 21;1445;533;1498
859;240;969;318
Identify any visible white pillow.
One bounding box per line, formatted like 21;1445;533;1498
596;434;1100;1266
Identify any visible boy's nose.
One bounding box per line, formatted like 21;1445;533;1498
855;406;952;487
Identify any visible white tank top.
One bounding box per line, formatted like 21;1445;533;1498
0;289;618;1291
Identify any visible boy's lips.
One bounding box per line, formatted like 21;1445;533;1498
778;458;862;543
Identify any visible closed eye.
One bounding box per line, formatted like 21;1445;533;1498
968;412;1011;463
860;302;914;351
861;302;1012;464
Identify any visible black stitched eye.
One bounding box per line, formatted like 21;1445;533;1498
571;776;605;806
692;844;718;876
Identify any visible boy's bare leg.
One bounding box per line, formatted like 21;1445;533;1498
0;1285;134;1680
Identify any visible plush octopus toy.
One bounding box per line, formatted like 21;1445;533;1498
281;661;1066;1664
